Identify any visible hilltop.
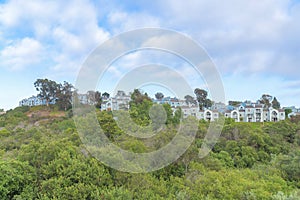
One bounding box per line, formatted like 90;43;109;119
0;105;300;199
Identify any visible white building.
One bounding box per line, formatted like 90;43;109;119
176;106;219;121
153;97;194;108
200;109;219;121
101;91;131;111
180;106;199;119
19;96;56;107
211;102;226;113
224;103;285;122
101;93;219;121
266;107;285;122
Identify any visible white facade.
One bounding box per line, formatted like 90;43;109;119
101;93;219;121
153;97;196;108
225;110;240;122
201;109;219;121
225;104;285;122
19;96;56;107
101;91;131;111
244;105;264;122
211;102;226;112
267;108;285;122
178;106;219;121
99;94;287;123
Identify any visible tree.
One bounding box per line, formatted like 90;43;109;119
95;91;102;108
86;90;102;108
228;101;242;107
259;94;273;108
0;160;36;199
155;92;164;100
204;98;213;109
272;97;280;109
184;95;196;105
194;88;211;110
285;108;292;118
130;89;151;104
86;91;96;105
173;107;182;124
56;81;74;111
34;79;59;106
102;92;110;99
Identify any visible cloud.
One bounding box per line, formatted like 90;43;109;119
0;0;110;76
1;0;300;109
100;0;300;80
2;0;297;78
107;11;161;33
0;37;43;70
135;0;299;77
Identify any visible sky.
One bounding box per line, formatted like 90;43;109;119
1;0;300;110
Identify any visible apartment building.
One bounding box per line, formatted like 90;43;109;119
19;96;56;107
101;91;131;111
224;103;285;122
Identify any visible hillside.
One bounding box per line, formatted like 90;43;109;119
0;106;300;199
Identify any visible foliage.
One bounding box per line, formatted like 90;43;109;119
155;92;164;100
102;92;110;99
285;108;293;118
259;94;273;108
272;97;281;109
56;81;74;111
34;78;74;111
34;78;59;106
0;106;299;199
258;94;281;109
184;95;196;105
228;100;242;106
194;88;212;109
85;90;102;108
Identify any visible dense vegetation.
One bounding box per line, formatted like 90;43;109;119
0;102;300;199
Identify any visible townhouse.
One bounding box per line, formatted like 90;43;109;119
224;103;285;122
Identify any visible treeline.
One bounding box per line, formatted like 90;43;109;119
34;79;74;111
0;103;300;199
27;78;285;114
29;78;215;111
228;94;281;109
33;79;103;111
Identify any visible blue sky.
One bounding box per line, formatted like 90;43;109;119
1;0;300;110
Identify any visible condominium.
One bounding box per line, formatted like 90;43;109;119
19;96;56;107
224;103;285;122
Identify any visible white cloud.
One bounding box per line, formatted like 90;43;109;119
108;11;161;33
0;0;110;75
1;0;300;109
0;37;43;70
107;66;122;78
145;0;297;77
